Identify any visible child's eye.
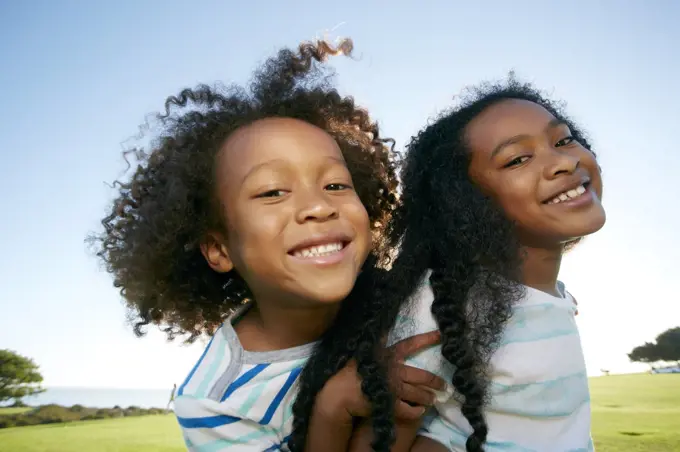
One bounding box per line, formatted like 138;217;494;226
325;183;352;191
256;189;287;198
555;136;575;147
502;156;530;168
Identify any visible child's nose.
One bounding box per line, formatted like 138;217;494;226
544;151;580;179
295;193;339;223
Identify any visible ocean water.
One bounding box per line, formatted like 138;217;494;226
19;387;172;409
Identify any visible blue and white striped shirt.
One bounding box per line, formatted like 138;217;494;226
174;307;315;451
391;280;594;452
176;280;593;452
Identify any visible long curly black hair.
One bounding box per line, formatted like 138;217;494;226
292;75;594;451
89;38;399;346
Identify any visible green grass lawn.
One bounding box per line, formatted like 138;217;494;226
0;373;678;451
0;414;185;452
590;373;679;451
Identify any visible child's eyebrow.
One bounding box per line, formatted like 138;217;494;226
546;118;570;130
490;119;571;159
240;159;285;184
321;155;347;168
491;135;529;159
240;155;347;184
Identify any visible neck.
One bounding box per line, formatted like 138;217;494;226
520;244;564;297
241;297;340;351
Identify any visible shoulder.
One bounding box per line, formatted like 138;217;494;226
174;356;305;450
178;324;236;399
406;274;436;321
387;273;438;344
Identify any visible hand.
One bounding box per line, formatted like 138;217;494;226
389;330;446;418
573;296;579;316
315;330;445;424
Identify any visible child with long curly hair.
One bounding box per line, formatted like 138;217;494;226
91;39;445;452
293;76;606;452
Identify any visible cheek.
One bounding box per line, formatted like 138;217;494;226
576;150;604;200
492;178;540;222
591;172;604;201
230;209;287;261
343;198;370;238
353;197;371;223
589;165;604;200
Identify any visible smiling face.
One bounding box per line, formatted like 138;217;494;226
201;117;371;307
466;99;606;248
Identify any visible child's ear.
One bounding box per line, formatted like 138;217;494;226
200;232;234;273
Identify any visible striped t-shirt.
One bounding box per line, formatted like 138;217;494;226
174;306;315;452
391;280;594;452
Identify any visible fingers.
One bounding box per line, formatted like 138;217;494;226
392;330;441;358
394;400;427;421
395;382;437;407
397;365;446;391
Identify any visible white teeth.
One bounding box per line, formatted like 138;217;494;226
549;185;587;205
293;242;343;258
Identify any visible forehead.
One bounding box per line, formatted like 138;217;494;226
465;99;558;155
218;117;343;180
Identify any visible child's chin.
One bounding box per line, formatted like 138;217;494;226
301;281;356;305
563;211;607;241
579;208;607;234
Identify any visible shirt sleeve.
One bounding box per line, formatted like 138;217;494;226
388;276;455;402
175;395;287;451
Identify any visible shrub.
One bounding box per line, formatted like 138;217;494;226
0;404;166;429
0;418;15;428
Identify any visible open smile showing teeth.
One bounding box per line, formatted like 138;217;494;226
547;184;587;204
292;242;344;258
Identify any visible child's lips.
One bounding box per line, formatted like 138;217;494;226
287;232;352;255
288;241;351;267
545;187;595;209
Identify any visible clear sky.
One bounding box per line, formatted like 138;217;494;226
1;0;678;390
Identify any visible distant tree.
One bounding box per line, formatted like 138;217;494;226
0;350;45;405
628;342;662;364
655;327;680;363
628;327;680;365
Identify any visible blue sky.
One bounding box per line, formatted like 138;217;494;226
0;0;678;390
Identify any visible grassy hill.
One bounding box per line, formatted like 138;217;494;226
1;373;678;451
